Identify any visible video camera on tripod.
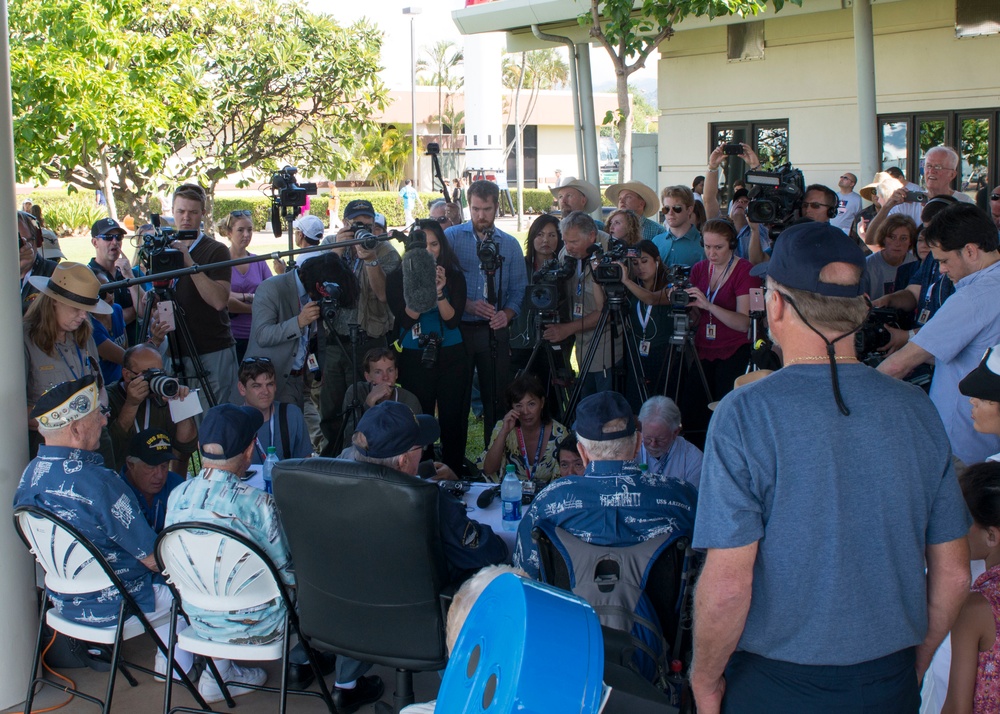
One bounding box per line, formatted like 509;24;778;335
666;264;694;312
590;238;639;291
134;215;197;276
270;165;317;209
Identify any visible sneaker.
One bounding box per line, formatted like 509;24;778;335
332;675;385;714
198;663;267;704
155;653;201;683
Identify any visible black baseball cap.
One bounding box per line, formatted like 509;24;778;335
91;217;126;239
573;392;636;442
732;188;749;202
355;401;439;459
199;404;264;459
750;221;865;297
960;347;1000;402
344;199;375;220
128;428;174;465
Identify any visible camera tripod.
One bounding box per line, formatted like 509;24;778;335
140;281;218;408
332;321;367;453
564;284;649;425
517;311;573;423
663;309;712;406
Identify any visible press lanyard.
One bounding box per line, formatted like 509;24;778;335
515;426;545;481
636;301;653;336
253;408;275;460
647;441;674;477
57;341;86;380
706;255;735;305
576;259;583;297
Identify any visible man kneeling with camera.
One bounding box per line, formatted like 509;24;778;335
108;343;197;473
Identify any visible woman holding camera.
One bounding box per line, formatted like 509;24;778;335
512;215;567;375
685;218;760;408
223;210;271;362
621;240;673;410
386;219;469;473
477;374;569;486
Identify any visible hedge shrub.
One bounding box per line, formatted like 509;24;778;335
25;190;107;236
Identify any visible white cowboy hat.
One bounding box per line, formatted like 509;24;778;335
550;177;602;214
605;181;659;217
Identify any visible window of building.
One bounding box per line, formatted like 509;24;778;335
709;120;789;204
878;109;997;200
727;21;764;62
505;125;538;189
956;0;1000;38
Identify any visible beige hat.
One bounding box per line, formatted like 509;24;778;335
605;181;659;217
708;369;774;411
550;177;602;214
859;172;903;203
28;262;113;315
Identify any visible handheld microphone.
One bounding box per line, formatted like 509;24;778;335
402;245;438;315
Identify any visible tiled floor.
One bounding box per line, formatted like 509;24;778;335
3;635;443;714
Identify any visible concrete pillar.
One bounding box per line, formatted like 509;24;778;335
854;0;879;185
0;0;46;707
576;42;601;195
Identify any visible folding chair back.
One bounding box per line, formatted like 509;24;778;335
16;507;115;596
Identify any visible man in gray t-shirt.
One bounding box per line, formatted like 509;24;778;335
690;223;971;714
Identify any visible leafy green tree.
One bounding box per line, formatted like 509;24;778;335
362;125;413;190
580;0;801;183
11;0;387;227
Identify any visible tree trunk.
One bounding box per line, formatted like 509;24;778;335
98;152;118;222
514;53;527;231
615;69;632;184
204;181;218;236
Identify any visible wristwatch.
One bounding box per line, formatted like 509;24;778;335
365;259;380;267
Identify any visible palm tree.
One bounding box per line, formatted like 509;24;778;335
362;125;412;190
501;48;569;163
416;40;464;167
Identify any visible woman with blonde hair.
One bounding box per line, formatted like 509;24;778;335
606;208;643;246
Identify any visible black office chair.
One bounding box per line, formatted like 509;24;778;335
272;458;450;713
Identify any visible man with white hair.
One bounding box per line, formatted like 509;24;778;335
512;392;697;581
637;396;703;488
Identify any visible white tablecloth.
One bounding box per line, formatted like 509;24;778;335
463;482;520;560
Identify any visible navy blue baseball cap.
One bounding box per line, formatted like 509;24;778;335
91;217;126;239
199;404;263;459
573;392;636;442
344;199;375;220
750;221;865;297
355;401;439;459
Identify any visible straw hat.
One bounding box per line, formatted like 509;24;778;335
604;181;659;217
550;177;602;214
859;172;903;203
708;369;774;411
28;262;113;314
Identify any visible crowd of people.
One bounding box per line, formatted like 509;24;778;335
13;144;1000;713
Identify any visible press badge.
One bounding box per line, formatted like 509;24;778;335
639;340;651;356
573;302;584;318
412;322;422;339
706;323;717;340
307;353;320;373
918;309;931;324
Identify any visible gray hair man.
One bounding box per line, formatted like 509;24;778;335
637;396;702;488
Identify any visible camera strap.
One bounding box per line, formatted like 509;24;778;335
133;400;151;433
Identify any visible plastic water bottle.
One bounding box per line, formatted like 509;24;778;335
262;446;279;495
666;659;685;708
501;465;522;530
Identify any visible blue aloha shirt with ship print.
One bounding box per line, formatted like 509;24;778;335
165;467;294;645
512;459;698;580
14;445;157;624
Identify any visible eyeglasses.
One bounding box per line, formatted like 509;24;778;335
802;202;834;211
924;163;956;172
990;194;1000;201
96;233;124;242
230;210;252;217
664;205;687;214
840;175;852;180
99;405;111;417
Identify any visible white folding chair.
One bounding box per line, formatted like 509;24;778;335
13;505;211;714
155;522;336;714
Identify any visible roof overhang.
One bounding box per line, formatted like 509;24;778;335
452;0;904;52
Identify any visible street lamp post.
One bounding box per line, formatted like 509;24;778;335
403;7;422;190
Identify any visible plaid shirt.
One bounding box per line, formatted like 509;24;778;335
445;221;529;321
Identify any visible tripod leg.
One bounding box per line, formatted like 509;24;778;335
687;337;714;405
564;305;611;424
618;315;649;405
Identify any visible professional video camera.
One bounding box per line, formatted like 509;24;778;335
745;164;806;226
666;264;694;312
855;307;906;366
319;281;343;324
591;239;638;286
270;165;317;209
524;257;573;316
139;368;180;399
135;214;197;275
477;230;503;273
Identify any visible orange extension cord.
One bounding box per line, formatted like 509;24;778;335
27;632;75;714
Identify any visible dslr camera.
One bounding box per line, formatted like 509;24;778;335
270;165;317;209
139;369;180;399
417;332;441;369
319;281;343;323
745;164;806;226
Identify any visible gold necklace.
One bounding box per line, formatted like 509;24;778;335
783;355;859;366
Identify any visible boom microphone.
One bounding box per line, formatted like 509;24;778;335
271;203;282;238
402;244;439;315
